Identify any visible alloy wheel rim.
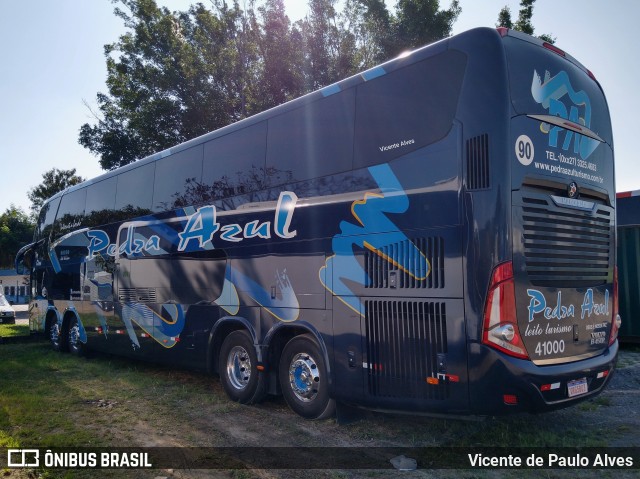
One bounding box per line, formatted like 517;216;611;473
226;345;251;390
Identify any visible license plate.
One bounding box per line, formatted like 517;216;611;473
567;378;588;398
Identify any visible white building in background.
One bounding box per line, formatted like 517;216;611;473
0;269;29;304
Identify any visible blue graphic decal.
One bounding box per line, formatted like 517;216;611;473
94;304;109;338
77;315;88;343
229;267;299;322
215;266;240;315
320;163;430;315
121;302;186;349
77;189;303;348
531;70;599;159
49;247;62;273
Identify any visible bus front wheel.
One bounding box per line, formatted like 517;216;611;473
219;330;266;404
279;334;335;420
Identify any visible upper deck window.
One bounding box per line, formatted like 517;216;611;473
353;49;467;169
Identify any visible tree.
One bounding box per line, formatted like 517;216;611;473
496;6;513;29
27;168;85;215
496;0;555;43
0;205;34;269
393;0;460;55
253;0;305;110
80;0;253;170
343;0;392;67
342;0;459;69
80;0;462;171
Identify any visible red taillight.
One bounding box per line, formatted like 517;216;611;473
496;27;509;37
609;266;621;346
543;42;566;57
482;262;529;360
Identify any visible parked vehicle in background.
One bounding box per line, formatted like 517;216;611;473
616;190;640;343
0;294;16;324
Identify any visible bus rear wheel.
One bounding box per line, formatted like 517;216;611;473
49;318;63;352
219;330;266;404
279;334;335;420
68;316;85;356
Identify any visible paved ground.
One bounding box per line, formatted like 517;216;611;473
13;303;29;324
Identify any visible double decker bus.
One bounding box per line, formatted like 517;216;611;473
17;27;618;419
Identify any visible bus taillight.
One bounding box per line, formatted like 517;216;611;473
609;266;622;346
543;42;566;58
482;262;529;360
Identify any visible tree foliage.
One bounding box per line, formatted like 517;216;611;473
27;168;85;215
79;0;461;170
497;0;555;43
0;206;34;269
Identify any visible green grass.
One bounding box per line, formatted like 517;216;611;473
0;341;631;478
0;323;30;338
0;342;217;478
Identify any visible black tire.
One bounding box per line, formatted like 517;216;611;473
219;330;266;404
48;317;64;352
68;316;85;357
279;334;335;420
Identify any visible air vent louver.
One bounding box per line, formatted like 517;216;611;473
365;300;448;399
364;237;445;289
520;194;613;287
118;288;157;303
466;134;490;190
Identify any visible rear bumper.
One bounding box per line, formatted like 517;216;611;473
468;340;618;415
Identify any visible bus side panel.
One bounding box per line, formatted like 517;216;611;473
355;297;468;413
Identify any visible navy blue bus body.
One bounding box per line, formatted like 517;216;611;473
18;27;617;418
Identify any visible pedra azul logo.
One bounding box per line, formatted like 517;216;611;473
527;288;609;323
531;69;600;160
86;191;298;259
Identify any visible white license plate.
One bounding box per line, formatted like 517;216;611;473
567;378;588;398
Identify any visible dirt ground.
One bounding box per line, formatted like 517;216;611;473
76;350;640;479
8;304;640;478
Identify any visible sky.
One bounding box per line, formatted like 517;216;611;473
1;0;638;215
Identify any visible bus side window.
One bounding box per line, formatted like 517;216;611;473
266;88;356;185
52;188;87;241
115;162;155;215
85;176;117;226
152;145;204;212
353;50;467;169
202;122;268;203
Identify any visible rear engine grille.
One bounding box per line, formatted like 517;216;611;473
520;195;613;287
365;300;448;399
365;237;444;289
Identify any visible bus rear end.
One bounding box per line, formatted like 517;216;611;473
475;29;618;413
